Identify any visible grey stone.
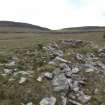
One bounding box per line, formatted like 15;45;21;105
85;68;94;72
77;91;91;103
19;77;27;84
4;68;13;74
72;67;80;74
40;96;56;105
68;99;82;105
44;72;54;80
76;53;85;63
26;102;33;105
55;56;71;63
61;96;67;105
52;73;69;91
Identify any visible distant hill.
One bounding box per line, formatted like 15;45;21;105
0;21;50;33
0;21;105;34
57;26;105;33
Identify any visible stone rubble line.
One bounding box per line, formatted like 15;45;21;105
37;40;100;105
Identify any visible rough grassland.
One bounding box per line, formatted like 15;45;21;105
0;31;104;49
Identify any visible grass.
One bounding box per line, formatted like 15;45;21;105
0;31;104;50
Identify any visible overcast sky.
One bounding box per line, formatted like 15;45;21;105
0;0;105;29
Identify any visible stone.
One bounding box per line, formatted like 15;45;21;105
6;61;16;66
72;81;80;92
48;61;56;65
19;77;27;84
37;76;43;82
68;99;82;105
61;96;67;105
65;71;72;78
14;71;33;76
4;68;13;74
85;68;94;72
44;72;54;80
76;53;84;62
55;50;64;57
72;67;80;74
77;91;91;103
52;73;69;91
55;56;70;63
26;102;33;105
62;40;83;47
40;96;56;105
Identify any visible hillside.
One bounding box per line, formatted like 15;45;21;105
0;21;50;33
56;26;105;33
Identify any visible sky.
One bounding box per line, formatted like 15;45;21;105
0;0;105;29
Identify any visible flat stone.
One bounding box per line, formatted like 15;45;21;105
6;61;16;66
26;102;33;105
37;76;43;82
52;73;69;91
55;56;70;63
4;68;13;74
61;96;67;105
40;96;56;105
44;72;54;80
85;68;94;72
77;91;91;103
76;53;84;61
19;77;27;84
72;67;80;74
